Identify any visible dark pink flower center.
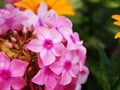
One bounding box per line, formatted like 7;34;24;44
0;69;11;81
70;35;76;43
64;61;72;71
44;67;52;75
43;39;53;50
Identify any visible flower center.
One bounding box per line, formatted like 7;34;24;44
0;69;11;81
44;67;52;75
43;39;53;50
64;61;72;71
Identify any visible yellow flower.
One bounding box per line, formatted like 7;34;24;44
112;15;120;39
14;0;75;16
112;15;120;26
114;32;120;39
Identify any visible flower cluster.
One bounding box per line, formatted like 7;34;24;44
0;0;89;90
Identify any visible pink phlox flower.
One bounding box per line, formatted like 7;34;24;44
79;62;89;84
27;27;63;65
0;52;28;90
50;50;80;85
35;2;52;27
73;46;87;64
60;28;83;50
42;11;72;30
36;2;72;30
22;10;38;28
32;66;58;90
0;7;27;35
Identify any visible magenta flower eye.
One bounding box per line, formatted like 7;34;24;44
0;69;11;81
64;61;72;71
43;39;53;50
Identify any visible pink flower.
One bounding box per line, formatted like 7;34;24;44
32;66;58;90
60;27;84;50
41;11;72;30
27;27;63;65
50;50;80;85
78;62;89;84
0;6;27;35
0;52;28;90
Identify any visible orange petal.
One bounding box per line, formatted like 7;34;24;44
114;32;120;39
113;21;120;26
112;15;120;21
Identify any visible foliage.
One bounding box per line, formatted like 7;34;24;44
1;0;120;90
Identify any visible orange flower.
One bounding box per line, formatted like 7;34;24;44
14;0;75;16
112;15;120;26
112;15;120;39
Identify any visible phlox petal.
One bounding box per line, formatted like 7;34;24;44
58;16;72;29
50;62;63;75
10;77;26;90
45;75;57;90
78;46;87;64
32;70;44;85
0;52;10;69
51;29;62;43
51;44;64;56
37;2;48;18
40;51;55;65
60;71;72;85
36;27;50;39
79;66;89;84
0;80;10;90
27;39;43;52
70;64;79;77
10;59;28;77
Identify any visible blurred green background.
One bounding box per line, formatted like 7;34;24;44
69;0;120;90
1;0;120;90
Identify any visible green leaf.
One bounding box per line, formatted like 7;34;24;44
96;43;112;80
86;58;111;90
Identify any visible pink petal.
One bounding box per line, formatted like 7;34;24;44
79;66;89;84
0;52;10;69
51;29;62;43
70;64;79;77
72;55;79;64
78;46;87;64
32;69;44;85
58;16;72;29
37;2;48;18
27;39;43;52
36;27;50;39
50;62;63;75
0;80;10;90
10;59;28;77
64;52;72;61
10;77;26;90
51;44;64;56
40;51;55;65
60;71;72;85
45;75;57;90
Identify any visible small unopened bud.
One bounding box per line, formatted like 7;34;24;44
11;37;17;42
5;42;13;48
23;27;28;34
